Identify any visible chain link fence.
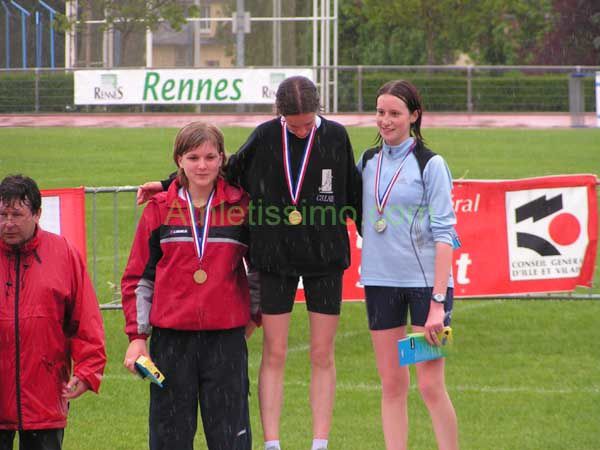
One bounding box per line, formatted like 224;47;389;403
1;65;599;114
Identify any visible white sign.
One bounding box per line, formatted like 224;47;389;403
596;72;600;127
40;196;60;235
74;69;314;105
505;187;589;281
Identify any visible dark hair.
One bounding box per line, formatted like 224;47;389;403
275;76;320;116
173;122;227;187
375;80;424;146
0;174;41;215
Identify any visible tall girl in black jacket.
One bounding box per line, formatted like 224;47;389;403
138;76;362;450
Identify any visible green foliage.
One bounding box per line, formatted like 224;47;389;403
56;0;198;34
0;72;73;113
338;0;553;65
339;71;597;112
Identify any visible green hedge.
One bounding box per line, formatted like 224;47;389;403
338;71;597;112
0;70;596;113
0;72;74;113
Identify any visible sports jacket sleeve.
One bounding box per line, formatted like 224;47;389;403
160;172;177;191
121;201;162;341
423;155;457;245
343;129;363;234
65;241;107;394
226;126;260;190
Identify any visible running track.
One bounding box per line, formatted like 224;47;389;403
0;112;596;128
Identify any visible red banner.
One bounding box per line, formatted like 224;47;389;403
42;179;597;299
450;174;597;297
40;187;87;259
297;174;598;301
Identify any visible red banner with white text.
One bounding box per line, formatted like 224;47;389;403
298;174;598;301
40;187;87;260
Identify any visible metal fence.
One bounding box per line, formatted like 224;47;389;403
1;65;599;114
86;185;600;310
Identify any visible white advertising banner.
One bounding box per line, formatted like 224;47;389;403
74;69;314;105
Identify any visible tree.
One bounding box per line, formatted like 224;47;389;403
56;0;198;66
338;0;553;65
459;0;553;64
533;0;600;65
339;0;465;65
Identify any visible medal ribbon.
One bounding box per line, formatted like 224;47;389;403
375;142;416;216
281;117;317;207
185;188;215;264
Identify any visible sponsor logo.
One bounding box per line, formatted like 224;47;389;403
94;74;124;100
319;169;333;194
506;187;588;280
262;72;285;99
316;169;335;203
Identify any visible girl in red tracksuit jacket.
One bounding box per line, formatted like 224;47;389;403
121;122;258;450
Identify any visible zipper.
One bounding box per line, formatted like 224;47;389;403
14;251;23;429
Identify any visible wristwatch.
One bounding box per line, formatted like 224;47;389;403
431;293;446;304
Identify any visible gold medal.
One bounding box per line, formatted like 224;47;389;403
288;209;302;225
193;269;207;284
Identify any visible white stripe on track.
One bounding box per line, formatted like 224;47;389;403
103;374;599;395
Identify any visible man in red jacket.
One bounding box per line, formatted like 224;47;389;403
0;174;106;450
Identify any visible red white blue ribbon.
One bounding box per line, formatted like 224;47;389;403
281;117;317;206
185;188;215;263
375;142;416;216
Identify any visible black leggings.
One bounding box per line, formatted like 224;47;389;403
0;429;64;450
149;327;251;450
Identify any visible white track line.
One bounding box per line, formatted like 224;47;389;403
100;374;599;395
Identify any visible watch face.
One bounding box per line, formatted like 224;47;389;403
432;293;446;303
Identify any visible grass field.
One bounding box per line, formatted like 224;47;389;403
1;126;600;449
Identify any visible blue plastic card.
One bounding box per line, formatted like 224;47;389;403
398;327;452;366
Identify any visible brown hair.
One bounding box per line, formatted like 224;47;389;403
173;122;226;187
375;80;424;146
275;76;321;116
0;174;41;215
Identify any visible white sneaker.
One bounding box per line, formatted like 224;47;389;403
266;447;281;450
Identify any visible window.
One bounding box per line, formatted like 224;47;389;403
199;6;211;33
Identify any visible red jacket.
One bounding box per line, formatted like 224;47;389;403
122;177;251;341
0;228;106;431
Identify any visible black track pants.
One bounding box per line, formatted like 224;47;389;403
148;327;251;450
0;429;64;450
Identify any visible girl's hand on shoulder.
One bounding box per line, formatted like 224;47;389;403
136;181;163;205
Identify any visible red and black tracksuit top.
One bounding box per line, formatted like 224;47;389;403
0;228;106;430
122;177;251;341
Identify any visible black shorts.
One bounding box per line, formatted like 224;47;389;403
259;271;343;315
365;286;454;330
